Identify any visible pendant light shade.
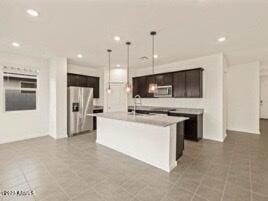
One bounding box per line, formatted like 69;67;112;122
148;83;157;93
107;49;112;94
125;41;131;93
148;31;158;93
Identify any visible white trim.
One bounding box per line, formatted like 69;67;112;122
227;128;260;135
0;133;48;145
203;136;225;142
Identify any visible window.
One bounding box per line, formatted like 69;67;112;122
3;69;38;112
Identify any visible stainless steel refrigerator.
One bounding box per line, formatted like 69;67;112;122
67;87;93;137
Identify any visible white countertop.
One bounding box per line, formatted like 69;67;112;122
88;112;188;127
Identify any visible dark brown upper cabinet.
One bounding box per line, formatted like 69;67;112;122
132;68;203;98
155;73;172;86
146;76;156;98
173;71;186;98
173;68;203;98
132;76;148;98
67;73;100;98
185;69;203;98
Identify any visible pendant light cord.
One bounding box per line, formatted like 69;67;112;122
127;44;129;84
151;31;156;75
152;34;154;75
109;52;110;87
126;42;131;85
107;49;112;88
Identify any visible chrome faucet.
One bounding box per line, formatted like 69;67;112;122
133;95;141;115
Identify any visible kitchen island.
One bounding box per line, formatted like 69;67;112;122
90;112;188;172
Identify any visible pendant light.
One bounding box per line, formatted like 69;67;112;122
125;41;131;93
148;31;158;93
107;49;112;94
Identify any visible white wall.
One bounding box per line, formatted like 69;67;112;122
129;53;226;142
227;61;260;134
223;56;229;139
67;64;104;106
0;52;49;144
48;57;68;139
260;75;268;119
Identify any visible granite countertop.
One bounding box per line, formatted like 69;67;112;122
169;108;204;115
128;106;204;115
88;112;188;127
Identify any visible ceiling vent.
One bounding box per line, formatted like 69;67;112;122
139;56;149;60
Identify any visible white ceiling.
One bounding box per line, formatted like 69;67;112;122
1;0;268;68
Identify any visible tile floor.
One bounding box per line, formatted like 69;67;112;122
0;120;268;201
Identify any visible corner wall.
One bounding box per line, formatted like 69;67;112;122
48;57;68;139
227;61;260;134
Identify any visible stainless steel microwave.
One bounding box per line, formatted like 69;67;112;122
154;85;172;98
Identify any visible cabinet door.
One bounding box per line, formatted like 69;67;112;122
155;73;172;86
67;74;80;87
93;77;99;98
67;74;74;86
168;113;199;141
173;72;186;97
132;77;139;98
185;70;202;98
139;76;149;98
132;76;148;98
87;76;99;98
80;75;88;87
146;76;156;98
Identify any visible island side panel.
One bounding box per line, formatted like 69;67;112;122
169;124;177;170
96;117;177;172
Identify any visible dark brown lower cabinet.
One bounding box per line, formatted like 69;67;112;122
168;113;203;141
93;109;103;130
176;122;184;160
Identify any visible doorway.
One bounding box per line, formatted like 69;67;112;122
107;83;127;112
260;75;268;119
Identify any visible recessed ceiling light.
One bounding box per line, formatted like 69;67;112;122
153;54;158;58
217;37;226;42
26;9;39;17
77;54;83;58
12;42;20;47
113;36;121;41
116;64;121;67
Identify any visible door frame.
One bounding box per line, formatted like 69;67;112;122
105;82;128;112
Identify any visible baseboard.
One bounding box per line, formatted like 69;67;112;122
169;161;178;172
48;133;68;140
227;128;260;135
0;133;48;145
203;136;225;142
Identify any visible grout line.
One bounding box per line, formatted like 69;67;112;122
158;156;197;201
219;149;234;201
189;161;211;201
249;152;253;201
20;165;37;201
